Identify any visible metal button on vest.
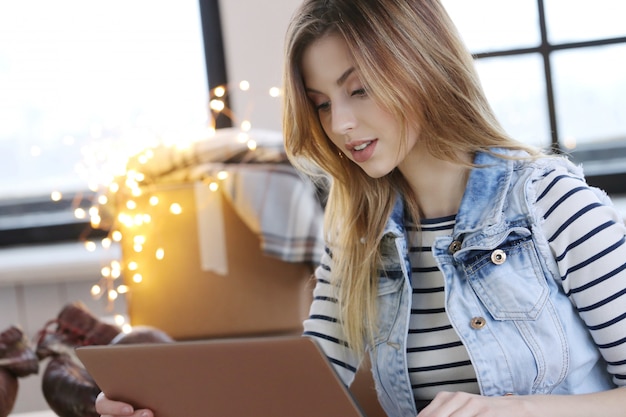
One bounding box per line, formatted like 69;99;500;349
448;240;462;254
470;316;486;329
490;249;507;265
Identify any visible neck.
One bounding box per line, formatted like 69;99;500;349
399;149;472;219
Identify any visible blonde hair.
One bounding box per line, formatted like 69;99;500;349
283;0;538;354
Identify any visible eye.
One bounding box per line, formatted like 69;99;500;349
351;88;367;97
315;100;331;112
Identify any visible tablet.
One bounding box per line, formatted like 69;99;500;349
76;335;366;417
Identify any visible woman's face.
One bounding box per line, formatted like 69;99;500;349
301;33;421;178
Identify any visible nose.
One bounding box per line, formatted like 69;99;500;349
330;102;357;135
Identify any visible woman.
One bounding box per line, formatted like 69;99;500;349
96;0;626;416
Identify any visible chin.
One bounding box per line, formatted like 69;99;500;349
361;166;394;179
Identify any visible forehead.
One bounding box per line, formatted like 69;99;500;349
301;33;355;89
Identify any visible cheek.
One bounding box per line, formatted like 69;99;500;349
317;117;339;147
326;134;343;153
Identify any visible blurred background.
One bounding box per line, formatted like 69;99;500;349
0;0;624;414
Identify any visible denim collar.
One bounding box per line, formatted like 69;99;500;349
381;149;521;240
454;149;516;237
382;192;406;239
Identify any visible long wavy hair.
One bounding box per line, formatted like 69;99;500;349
283;0;538;354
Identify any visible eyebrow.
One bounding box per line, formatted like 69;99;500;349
305;67;356;94
336;67;356;86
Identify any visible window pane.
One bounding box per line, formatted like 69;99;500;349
552;44;626;148
442;0;540;53
545;0;626;43
474;54;550;148
0;0;208;199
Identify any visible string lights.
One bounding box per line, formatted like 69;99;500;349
48;80;282;313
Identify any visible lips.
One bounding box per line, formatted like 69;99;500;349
346;139;377;163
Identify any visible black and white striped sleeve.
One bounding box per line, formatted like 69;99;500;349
302;246;361;386
533;166;626;386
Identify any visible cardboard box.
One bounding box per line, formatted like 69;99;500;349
119;182;314;340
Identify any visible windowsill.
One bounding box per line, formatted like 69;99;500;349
0;241;120;286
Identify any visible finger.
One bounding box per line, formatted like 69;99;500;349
95;392;154;417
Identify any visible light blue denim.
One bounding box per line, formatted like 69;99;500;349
370;149;615;417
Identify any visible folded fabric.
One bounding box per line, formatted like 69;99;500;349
218;163;325;265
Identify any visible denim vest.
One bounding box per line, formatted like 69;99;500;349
369;149;615;417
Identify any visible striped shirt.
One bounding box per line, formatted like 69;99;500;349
304;166;626;398
407;215;480;399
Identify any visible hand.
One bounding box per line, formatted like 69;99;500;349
417;391;527;417
95;392;154;417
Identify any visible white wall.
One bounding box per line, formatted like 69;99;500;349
218;0;302;131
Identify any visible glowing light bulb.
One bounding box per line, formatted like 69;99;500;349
91;285;102;296
51;191;62;202
269;86;281;97
214;86;226;97
114;315;126;326
217;171;228;180
133;273;143;283
128;261;138;271
239;80;250;91
74;208;87;219
118;213;132;228
236;132;249;143
155;248;165;260
90;215;101;227
170;203;182;215
210;99;225;112
241;120;252;131
149;196;159;206
84;241;96;252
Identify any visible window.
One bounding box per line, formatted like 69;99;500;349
443;0;626;194
0;0;212;246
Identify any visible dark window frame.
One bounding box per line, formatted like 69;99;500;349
2;0;624;247
0;0;229;247
472;0;626;194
